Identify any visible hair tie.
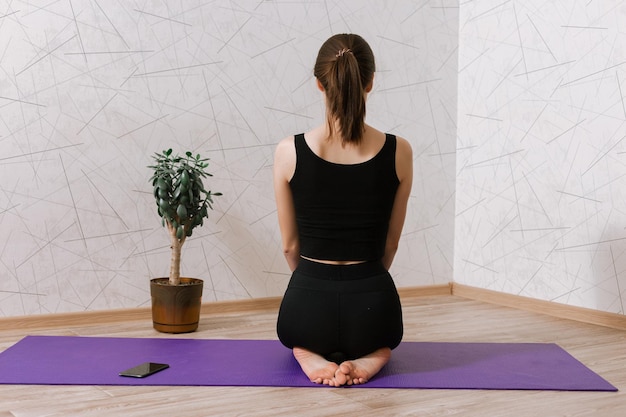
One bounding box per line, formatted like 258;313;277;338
335;48;352;58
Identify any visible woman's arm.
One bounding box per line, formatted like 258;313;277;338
273;136;300;271
382;136;413;270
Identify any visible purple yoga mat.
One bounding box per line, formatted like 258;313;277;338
0;336;617;391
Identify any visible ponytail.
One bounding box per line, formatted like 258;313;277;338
314;34;375;145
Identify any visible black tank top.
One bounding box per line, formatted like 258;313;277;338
289;133;400;261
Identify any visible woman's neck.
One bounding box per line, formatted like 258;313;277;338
320;119;370;146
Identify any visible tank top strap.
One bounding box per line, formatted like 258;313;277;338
294;133;305;148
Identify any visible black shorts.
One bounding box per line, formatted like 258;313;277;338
277;258;403;363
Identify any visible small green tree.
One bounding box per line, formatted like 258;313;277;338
149;149;221;285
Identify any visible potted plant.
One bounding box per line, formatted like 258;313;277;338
148;149;221;333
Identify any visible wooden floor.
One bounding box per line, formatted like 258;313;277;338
0;294;624;417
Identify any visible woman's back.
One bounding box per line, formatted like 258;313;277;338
289;128;400;262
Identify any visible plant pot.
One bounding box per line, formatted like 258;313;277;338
150;277;204;333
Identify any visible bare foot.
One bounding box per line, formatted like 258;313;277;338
334;347;391;386
293;347;340;386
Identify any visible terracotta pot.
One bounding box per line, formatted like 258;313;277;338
150;277;204;333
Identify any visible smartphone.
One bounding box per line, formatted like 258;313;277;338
119;362;169;378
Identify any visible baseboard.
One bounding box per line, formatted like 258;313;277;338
0;307;150;332
0;285;451;332
0;297;281;332
398;283;453;298
0;285;449;331
199;296;282;315
452;283;626;331
1;282;624;332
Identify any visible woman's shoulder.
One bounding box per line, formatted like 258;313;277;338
275;126;325;158
382;132;412;182
276;134;296;148
274;135;298;178
380;130;411;153
393;135;412;153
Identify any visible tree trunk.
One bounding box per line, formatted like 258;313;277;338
167;221;186;285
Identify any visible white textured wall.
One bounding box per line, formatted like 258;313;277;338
0;1;458;317
455;1;626;314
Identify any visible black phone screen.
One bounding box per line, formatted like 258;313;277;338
119;362;169;378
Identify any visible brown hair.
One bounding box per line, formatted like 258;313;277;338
313;34;375;145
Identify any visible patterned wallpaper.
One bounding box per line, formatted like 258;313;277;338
455;1;626;314
0;1;458;317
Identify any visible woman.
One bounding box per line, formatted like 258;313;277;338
273;33;413;387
